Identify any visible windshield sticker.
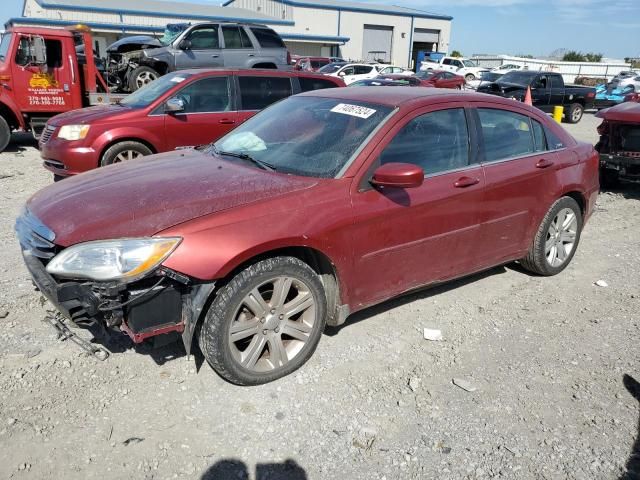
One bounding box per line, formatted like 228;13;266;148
170;76;186;83
331;103;376;119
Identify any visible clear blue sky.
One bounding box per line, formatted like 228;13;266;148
1;0;638;59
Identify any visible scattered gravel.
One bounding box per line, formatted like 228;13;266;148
0;117;638;479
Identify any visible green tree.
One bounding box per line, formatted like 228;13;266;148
562;51;586;62
584;52;603;62
450;50;463;58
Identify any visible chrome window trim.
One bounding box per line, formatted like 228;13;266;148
480;147;567;167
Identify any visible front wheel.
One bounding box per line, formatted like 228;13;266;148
100;141;153;167
128;66;160;92
465;74;475;82
520;197;583;276
0;115;11;153
199;256;327;385
565;103;584;124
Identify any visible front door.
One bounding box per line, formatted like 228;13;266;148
532;74;552;112
472;105;560;265
162;75;237;150
349;106;486;307
174;25;223;69
12;34;81;113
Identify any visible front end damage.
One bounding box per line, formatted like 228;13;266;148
596;120;640;183
15;210;213;355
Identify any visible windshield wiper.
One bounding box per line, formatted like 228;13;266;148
211;145;276;171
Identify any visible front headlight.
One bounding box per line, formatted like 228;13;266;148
46;237;182;282
57;125;90;141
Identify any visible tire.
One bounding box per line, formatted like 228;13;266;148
100;141;153;167
599;167;619;189
0;115;11;153
520;197;583;276
53;174;66;182
565;103;584;124
465;74;475;82
127;66;160;92
199;256;327;385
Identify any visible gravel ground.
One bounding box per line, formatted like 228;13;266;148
0;113;639;480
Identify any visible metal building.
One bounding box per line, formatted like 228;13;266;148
9;0;452;68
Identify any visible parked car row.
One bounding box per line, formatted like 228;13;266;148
18;86;600;385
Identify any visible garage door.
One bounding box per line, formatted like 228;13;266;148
362;25;393;63
285;41;323;57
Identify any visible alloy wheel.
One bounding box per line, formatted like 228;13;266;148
114;150;144;163
545;207;578;267
229;276;316;372
135;71;158;89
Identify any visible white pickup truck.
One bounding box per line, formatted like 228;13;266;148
419;56;489;82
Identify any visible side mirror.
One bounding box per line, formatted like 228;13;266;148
178;39;192;50
165;97;185;113
371;162;424;189
29;36;47;65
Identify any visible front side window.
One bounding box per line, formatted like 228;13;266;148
380;108;470;175
478;108;535;161
0;34;12;63
341;66;355;76
222;26;252;49
214;96;393;178
238;76;292;110
174;76;230;113
187;26;219;50
250;28;285;48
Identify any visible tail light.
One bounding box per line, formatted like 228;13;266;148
586;91;596;98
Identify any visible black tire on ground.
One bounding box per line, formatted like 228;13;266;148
465;74;475;82
564;103;584;124
100;141;153;167
0;115;11;153
599;167;620;189
198;256;327;386
520;196;583;276
127;66;161;92
53;174;65;182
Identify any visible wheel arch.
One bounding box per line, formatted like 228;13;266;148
561;190;586;216
0;100;22;130
97;136;158;165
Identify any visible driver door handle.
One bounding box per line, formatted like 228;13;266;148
454;176;480;188
218;119;236;125
536;158;554;169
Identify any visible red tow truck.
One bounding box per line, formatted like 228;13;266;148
0;24;116;152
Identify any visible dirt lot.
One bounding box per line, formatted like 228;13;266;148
0;113;639;480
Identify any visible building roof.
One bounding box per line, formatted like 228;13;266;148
34;0;293;25
223;0;452;20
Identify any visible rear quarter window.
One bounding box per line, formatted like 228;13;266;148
238;76;292;110
250;28;285;49
298;77;339;92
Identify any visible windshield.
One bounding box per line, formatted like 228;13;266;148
160;23;189;46
497;71;539;86
416;70;435;80
0;33;11;63
119;73;192;108
213;96;394;178
318;63;345;74
462;60;477;67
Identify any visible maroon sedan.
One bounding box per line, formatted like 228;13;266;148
17;88;599;385
416;69;466;89
39;69;344;180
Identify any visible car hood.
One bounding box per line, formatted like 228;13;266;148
26;149;317;246
47;105;135;126
107;35;162;53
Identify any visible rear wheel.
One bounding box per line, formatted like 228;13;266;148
565;103;584;124
520;197;583;276
128;66;160;92
53;174;65;182
0;115;11;153
100;141;153;167
198;256;327;385
465;74;475;82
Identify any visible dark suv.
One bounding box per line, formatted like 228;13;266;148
108;22;291;92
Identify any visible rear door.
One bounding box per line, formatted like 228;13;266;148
174;25;223;69
247;27;287;67
221;25;254;67
162;74;237;149
350;105;486;306
473;105;560;265
236;74;293;123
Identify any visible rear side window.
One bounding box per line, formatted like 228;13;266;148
545;127;566;150
250;28;285;48
176;76;230;113
238;76;292;110
380;108;470;175
222;26;252;49
299;77;339;92
354;65;373;75
443;58;452;65
531;119;547;152
187;26;219;49
479;109;535;161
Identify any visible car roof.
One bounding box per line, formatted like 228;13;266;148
172;68;339;80
596;101;640;122
299;85;521;107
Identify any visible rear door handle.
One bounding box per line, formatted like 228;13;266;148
218;119;236;125
454;176;480;188
248;54;255;57
211;54;219;58
536;158;554;169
